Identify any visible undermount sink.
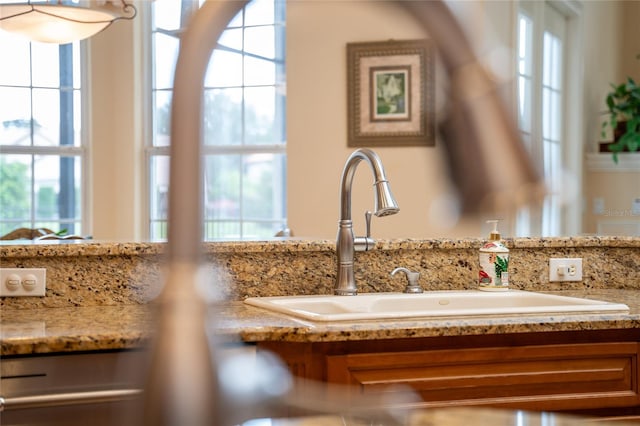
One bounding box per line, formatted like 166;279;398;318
243;290;629;322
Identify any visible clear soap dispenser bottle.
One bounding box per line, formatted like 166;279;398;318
478;220;509;291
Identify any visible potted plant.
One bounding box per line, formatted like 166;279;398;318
601;76;640;163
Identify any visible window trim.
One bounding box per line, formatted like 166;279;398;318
139;0;154;241
515;0;583;236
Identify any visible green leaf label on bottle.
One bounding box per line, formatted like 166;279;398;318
479;252;509;288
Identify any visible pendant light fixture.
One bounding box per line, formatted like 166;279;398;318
0;0;136;44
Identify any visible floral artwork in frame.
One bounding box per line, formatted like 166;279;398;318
347;39;434;147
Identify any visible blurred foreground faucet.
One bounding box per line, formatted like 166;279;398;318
142;3;249;425
400;2;543;214
144;1;545;425
335;148;399;296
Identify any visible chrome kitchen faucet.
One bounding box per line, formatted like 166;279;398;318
335;148;399;296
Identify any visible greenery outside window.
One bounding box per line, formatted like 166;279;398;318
148;0;287;241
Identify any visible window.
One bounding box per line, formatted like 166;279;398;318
516;1;569;236
148;0;287;241
0;32;84;238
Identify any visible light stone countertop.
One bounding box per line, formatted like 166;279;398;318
3;288;640;356
2;238;638;426
2;235;638;258
272;408;640;426
2;237;638;310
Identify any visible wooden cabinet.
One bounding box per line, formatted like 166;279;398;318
258;330;640;418
326;342;638;412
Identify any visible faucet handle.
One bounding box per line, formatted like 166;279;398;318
391;267;423;293
364;210;372;238
354;211;375;252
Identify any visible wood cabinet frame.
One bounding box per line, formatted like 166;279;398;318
257;329;640;418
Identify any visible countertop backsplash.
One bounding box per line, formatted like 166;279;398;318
1;236;638;310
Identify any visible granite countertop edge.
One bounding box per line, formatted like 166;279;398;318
2;289;640;356
2;236;638;258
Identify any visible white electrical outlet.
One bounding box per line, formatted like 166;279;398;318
549;258;583;282
0;268;46;296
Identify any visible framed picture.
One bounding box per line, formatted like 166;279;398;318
347;39;434;147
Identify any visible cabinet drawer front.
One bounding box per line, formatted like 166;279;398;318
326;342;639;411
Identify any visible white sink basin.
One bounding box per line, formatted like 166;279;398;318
244;290;629;321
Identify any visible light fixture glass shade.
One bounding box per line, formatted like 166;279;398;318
0;2;136;44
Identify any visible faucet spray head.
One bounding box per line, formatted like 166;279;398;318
374;179;399;217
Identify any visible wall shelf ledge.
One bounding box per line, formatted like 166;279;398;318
586;153;640;172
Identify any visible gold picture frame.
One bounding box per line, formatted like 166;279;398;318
347;39;434;147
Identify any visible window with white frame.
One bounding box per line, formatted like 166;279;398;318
517;0;567;236
148;0;287;241
0;32;84;238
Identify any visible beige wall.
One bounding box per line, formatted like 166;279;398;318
287;1;448;240
621;1;640;81
582;1;640;236
584;166;640;235
86;0;637;241
582;1;623;149
286;1;516;240
287;0;639;239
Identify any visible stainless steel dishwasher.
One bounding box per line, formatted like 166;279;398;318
1;350;145;426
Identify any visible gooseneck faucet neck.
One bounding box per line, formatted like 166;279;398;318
339;148;397;220
335;148;399;296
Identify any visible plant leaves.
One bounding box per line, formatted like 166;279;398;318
603;75;640;161
628;134;640;152
494;256;509;278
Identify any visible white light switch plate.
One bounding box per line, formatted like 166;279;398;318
0;268;46;296
549;258;582;282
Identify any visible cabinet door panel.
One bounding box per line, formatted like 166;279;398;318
326;342;639;411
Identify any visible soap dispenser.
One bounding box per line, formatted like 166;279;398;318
478;220;509;291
